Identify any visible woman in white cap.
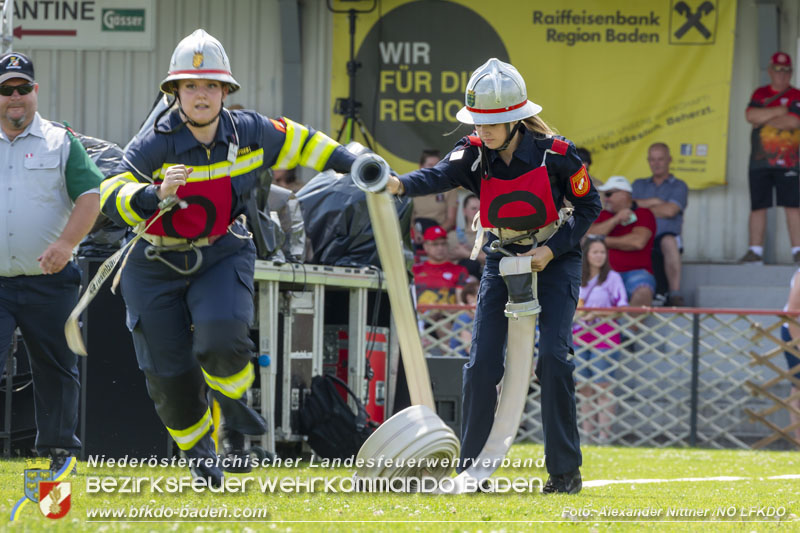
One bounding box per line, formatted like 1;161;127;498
386;58;601;494
100;29;356;485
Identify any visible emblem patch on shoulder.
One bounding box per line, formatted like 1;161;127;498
570;166;590;197
270;118;286;133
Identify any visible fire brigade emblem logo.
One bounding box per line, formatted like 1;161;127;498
193;52;204;68
10;458;74;521
570;166;590;197
38;482;71;519
466;89;475;107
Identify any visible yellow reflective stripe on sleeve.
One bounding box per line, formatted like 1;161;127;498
299;131;339;171
167;409;212;451
100;179;125;208
100;172;139;208
115;182;148;226
273;118;309;170
202;363;255;400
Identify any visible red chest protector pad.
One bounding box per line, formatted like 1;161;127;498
145;177;233;240
479;167;558;232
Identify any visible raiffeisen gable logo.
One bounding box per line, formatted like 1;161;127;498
101;9;146;32
669;0;718;45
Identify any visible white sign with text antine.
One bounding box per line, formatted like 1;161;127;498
12;0;154;50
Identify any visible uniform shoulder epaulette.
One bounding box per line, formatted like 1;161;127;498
465;134;482;147
550;138;569;155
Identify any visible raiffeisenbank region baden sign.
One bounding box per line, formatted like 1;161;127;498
331;0;737;189
12;0;154;50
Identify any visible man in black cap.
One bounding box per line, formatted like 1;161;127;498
0;52;104;475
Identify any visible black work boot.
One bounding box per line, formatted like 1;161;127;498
221;425;252;473
543;469;582;495
49;449;78;477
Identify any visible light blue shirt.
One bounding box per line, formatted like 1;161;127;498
631;174;688;238
0;113;100;276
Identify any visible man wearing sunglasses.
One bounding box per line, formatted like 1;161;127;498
588;176;656;307
741;51;800;265
0;52;103;475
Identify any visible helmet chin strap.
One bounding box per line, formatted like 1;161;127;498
177;94;223;128
497;121;523;152
153;96;223;135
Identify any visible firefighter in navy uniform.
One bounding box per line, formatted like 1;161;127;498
100;30;356;484
386;59;601;494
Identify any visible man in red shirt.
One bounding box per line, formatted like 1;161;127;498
413;225;470;305
741;51;800;264
588;176;656;306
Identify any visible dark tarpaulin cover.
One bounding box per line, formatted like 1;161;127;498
296;169;413;268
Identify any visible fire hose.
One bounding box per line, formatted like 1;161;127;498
349;152;545;493
64;195;185;356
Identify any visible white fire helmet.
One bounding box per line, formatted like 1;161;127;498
455;58;542;125
159;29;240;95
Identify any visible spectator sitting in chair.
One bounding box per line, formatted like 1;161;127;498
413;225;470;348
413;225;470;306
632;143;688;306
587;176;656;307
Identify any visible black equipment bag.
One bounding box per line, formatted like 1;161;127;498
298;374;376;459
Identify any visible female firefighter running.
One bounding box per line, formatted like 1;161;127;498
386;58;601;493
100;29;355;484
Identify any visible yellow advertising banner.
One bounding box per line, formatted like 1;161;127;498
330;0;736;189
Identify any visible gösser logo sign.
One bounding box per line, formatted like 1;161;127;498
101;9;145;31
11;0;154;50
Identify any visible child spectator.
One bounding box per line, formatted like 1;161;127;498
573;237;628;443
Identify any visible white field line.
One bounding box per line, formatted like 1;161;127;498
584;474;800;488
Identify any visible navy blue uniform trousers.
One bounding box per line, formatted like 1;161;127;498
120;224;264;443
460;245;582;476
0;263;82;455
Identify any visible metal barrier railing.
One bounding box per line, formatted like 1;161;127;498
416;304;800;450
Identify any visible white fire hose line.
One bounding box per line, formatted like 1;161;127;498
449;309;536;492
351;153;540;493
363;187;435;409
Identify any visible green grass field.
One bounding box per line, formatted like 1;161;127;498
1;444;798;532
